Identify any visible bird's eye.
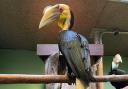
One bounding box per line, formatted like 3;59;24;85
59;7;63;13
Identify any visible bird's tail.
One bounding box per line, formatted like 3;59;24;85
76;78;89;89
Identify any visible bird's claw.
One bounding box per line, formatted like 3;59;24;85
86;67;96;82
67;72;76;85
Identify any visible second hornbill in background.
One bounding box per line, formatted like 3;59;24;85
39;4;94;86
109;54;128;89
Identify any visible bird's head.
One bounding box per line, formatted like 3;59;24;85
112;54;122;70
39;4;74;30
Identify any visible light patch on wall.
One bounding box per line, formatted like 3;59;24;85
109;0;128;3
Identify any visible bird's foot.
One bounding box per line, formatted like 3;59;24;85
67;72;76;85
86;67;96;82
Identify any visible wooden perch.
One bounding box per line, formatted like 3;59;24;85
94;75;128;82
0;74;128;84
0;74;71;84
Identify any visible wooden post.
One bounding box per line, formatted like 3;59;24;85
45;53;60;89
45;53;75;89
94;31;104;89
96;58;104;89
90;57;97;89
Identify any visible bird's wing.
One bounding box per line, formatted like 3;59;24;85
109;69;126;75
115;69;126;75
77;34;91;70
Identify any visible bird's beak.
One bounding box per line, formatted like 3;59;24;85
120;59;122;63
39;5;60;29
117;59;122;64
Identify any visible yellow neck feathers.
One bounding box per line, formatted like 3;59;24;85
58;10;71;30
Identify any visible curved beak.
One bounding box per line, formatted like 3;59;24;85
113;54;123;64
119;59;122;63
39;4;60;29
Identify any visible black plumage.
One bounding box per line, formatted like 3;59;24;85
58;30;92;84
109;54;128;89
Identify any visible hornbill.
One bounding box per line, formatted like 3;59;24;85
39;4;94;86
109;54;128;89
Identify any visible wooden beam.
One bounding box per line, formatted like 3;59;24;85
96;58;104;88
94;31;104;89
0;74;128;84
37;44;103;56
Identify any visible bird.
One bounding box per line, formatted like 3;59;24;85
39;4;94;86
109;54;128;89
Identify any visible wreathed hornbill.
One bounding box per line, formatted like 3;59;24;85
39;4;93;85
109;54;128;89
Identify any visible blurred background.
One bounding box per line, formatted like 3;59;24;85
0;50;128;89
0;50;45;89
0;0;128;89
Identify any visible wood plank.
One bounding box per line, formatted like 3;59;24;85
37;44;104;56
